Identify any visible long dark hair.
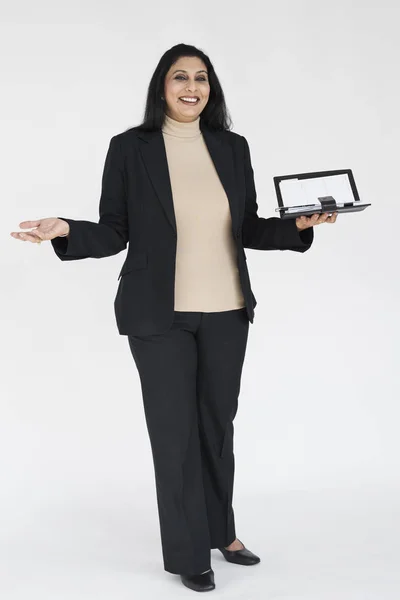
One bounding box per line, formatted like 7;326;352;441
131;43;233;133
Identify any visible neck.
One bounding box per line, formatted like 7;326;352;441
162;112;201;139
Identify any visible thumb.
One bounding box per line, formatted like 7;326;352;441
19;220;41;228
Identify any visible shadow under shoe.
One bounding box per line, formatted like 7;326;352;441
180;568;215;592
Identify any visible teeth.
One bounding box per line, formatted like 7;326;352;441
180;97;198;103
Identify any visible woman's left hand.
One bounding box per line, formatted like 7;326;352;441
296;212;338;231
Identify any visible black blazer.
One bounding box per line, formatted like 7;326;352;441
51;122;314;336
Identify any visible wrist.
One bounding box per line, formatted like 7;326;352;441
58;220;70;237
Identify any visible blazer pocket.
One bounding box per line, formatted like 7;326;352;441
118;251;148;279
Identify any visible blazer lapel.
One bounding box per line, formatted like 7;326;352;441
137;124;240;238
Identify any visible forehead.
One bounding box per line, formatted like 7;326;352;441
167;56;208;74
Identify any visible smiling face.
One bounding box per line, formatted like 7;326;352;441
163;56;210;123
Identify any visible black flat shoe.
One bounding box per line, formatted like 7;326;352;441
180;568;215;592
218;539;260;565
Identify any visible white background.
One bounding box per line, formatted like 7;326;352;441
2;1;399;598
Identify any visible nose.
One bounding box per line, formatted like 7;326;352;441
186;80;198;94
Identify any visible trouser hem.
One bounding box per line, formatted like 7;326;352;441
164;563;212;576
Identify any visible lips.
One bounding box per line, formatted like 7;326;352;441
179;97;199;105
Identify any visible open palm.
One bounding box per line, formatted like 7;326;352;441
10;218;69;243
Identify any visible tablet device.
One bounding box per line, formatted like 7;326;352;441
273;169;371;219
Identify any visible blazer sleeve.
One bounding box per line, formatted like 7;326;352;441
241;135;314;252
50;135;129;261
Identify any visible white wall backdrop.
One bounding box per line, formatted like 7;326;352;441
2;1;399;598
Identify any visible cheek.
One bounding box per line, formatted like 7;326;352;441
166;82;182;97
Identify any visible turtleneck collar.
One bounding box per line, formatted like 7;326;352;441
162;113;201;139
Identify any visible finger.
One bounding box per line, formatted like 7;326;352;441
14;232;42;243
309;213;322;225
326;212;337;223
299;215;313;228
11;228;43;239
31;229;45;241
10;232;28;240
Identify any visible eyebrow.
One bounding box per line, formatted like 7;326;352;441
172;69;208;75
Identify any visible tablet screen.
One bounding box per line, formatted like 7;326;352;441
279;173;354;208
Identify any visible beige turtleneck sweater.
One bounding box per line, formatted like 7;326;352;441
161;113;246;312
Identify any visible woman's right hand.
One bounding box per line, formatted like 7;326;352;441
10;218;70;243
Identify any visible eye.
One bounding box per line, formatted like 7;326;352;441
174;75;208;82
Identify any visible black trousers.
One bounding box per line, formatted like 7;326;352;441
127;307;250;575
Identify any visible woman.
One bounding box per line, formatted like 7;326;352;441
11;43;337;592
